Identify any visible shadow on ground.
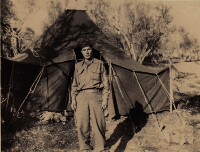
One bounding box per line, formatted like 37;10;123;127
1;112;39;150
175;94;200;115
107;102;148;152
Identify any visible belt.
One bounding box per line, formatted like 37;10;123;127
80;89;102;93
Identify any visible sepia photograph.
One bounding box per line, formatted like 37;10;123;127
1;0;200;151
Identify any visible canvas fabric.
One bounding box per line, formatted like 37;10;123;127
1;10;170;116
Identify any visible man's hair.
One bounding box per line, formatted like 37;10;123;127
80;41;93;50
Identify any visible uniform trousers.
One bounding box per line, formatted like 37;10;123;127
76;90;106;152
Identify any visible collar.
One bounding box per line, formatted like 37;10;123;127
81;58;96;66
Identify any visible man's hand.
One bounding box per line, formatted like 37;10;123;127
71;100;77;111
101;98;108;110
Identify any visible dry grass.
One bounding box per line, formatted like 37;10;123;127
173;62;200;96
2;117;79;152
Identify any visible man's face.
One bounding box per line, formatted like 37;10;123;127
81;46;93;60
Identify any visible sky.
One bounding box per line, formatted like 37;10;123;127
154;0;200;42
10;0;200;42
110;0;200;42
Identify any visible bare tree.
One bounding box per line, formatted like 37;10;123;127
1;0;37;57
19;27;35;51
1;0;16;57
87;0;110;33
129;4;173;63
87;1;173;64
42;1;64;31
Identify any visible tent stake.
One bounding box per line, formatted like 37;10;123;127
133;72;163;131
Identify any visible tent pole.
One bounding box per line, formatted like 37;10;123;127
133;71;162;131
169;63;174;113
156;75;184;124
108;60;112;82
156;74;176;110
45;67;50;110
63;77;72;117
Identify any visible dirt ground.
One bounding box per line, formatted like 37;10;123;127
107;110;200;152
2;62;200;152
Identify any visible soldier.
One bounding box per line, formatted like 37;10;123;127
71;43;109;152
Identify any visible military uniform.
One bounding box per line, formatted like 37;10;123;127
71;58;109;152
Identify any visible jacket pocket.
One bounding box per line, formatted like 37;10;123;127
91;71;101;81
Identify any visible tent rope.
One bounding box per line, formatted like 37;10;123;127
6;61;14;109
109;62;134;107
156;74;176;110
15;66;45;118
3;61;15;119
133;71;163;131
1;98;7;104
30;67;45;94
31;48;43;66
109;61;136;132
156;74;185;124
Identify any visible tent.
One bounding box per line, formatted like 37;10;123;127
2;10;171;118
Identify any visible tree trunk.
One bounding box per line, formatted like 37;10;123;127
120;31;137;60
139;49;151;64
130;43;137;61
114;26;137;60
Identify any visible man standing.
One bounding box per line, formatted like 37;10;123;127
71;43;109;152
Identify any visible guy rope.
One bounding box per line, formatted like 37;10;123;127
133;72;164;131
108;59;136;132
14;66;45;119
156;74;176;110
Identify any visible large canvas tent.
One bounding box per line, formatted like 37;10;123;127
2;10;171;118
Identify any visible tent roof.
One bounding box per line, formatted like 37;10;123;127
11;9;167;74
